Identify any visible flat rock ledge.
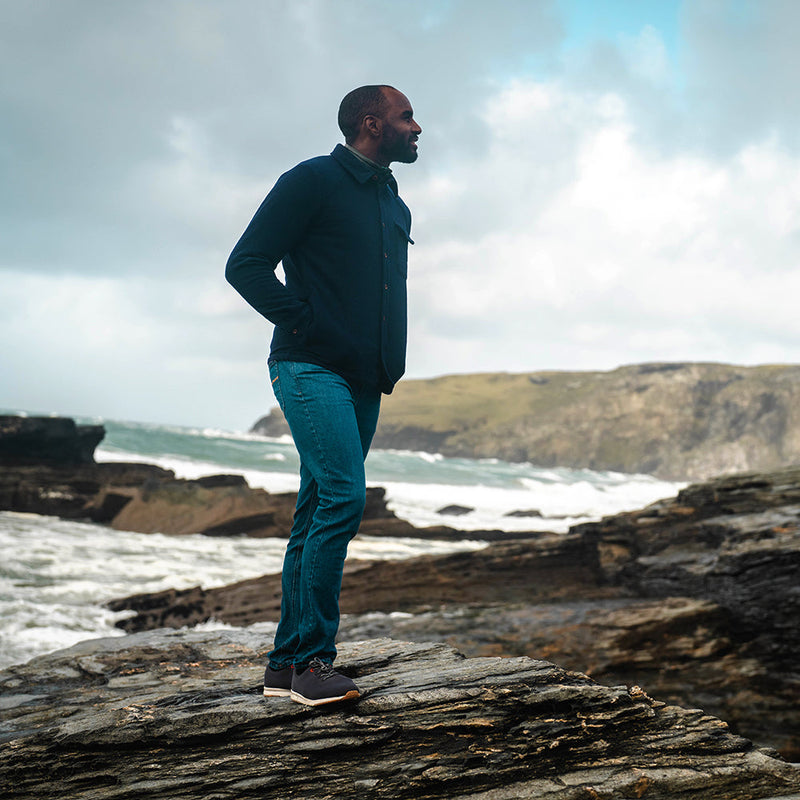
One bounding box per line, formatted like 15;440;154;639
1;633;798;800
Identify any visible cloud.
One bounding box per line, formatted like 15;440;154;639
0;268;274;425
0;0;563;280
2;0;800;428
683;0;800;154
404;78;800;378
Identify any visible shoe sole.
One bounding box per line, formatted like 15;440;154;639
290;688;360;706
263;687;292;697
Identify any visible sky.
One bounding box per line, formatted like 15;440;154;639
2;0;799;431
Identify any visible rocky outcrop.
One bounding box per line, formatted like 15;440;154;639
0;457;515;541
252;363;800;480
108;533;607;633
0;415;104;466
109;467;800;760
0;414;490;540
1;633;798;800
0;461;176;522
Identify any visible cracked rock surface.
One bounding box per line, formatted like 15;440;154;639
109;467;800;760
1;634;799;800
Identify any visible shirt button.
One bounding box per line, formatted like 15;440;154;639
384;283;389;290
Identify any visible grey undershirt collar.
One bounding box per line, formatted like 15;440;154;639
345;143;392;175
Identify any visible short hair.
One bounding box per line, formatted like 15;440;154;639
338;85;396;144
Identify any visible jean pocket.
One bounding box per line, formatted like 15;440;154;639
268;362;285;410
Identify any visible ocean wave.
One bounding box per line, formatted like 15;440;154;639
379;473;682;533
0;509;485;670
95;448;298;489
85;416;274;443
373;447;445;463
93;417;686;532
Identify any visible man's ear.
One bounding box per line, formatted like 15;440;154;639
363;114;382;139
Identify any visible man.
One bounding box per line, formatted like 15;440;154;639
226;86;421;706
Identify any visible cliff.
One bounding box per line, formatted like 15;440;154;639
1;634;798;800
252;362;800;480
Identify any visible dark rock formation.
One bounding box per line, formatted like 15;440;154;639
108;533;606;633
247;405;291;438
437;504;474;516
250;363;800;480
0;461;176;522
0;415;104;466
504;508;543;518
1;633;798;800
108;466;800;760
0;420;534;541
0;416;427;537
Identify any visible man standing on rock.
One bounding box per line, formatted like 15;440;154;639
226;86;421;706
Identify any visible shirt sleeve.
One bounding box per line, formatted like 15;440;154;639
225;163;320;331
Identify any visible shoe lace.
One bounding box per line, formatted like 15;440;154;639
308;658;337;681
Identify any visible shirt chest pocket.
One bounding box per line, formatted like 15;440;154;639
391;217;413;278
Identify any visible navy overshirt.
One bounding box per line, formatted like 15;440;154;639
226;144;413;394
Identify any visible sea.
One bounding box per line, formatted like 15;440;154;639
0;415;685;671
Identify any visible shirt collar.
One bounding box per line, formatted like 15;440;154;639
344;143;387;171
332;143;396;189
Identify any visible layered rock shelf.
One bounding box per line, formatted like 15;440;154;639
1;634;799;800
109;467;800;761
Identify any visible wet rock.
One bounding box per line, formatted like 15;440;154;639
102;475;296;537
0;445;535;542
436;504;474;516
1;633;798;800
0;461;175;521
0;415;104;466
108;533;608;632
249;405;291;437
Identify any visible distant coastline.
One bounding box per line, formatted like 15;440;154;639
252;362;800;481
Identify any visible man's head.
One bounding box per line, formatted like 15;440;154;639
338;85;421;167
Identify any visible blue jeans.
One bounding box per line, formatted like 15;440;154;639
267;360;381;668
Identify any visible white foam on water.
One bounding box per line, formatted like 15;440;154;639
354;534;484;559
0;511;483;670
2;414;688;671
96;419;263;443
378;448;445;464
95;418;686;532
379;472;681;533
95;448;302;493
96;444;684;533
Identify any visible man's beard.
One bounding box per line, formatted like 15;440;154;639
382;130;418;164
394;144;418;164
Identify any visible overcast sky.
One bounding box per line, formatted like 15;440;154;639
2;0;799;430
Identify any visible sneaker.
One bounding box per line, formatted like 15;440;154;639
290;658;360;706
263;665;293;697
